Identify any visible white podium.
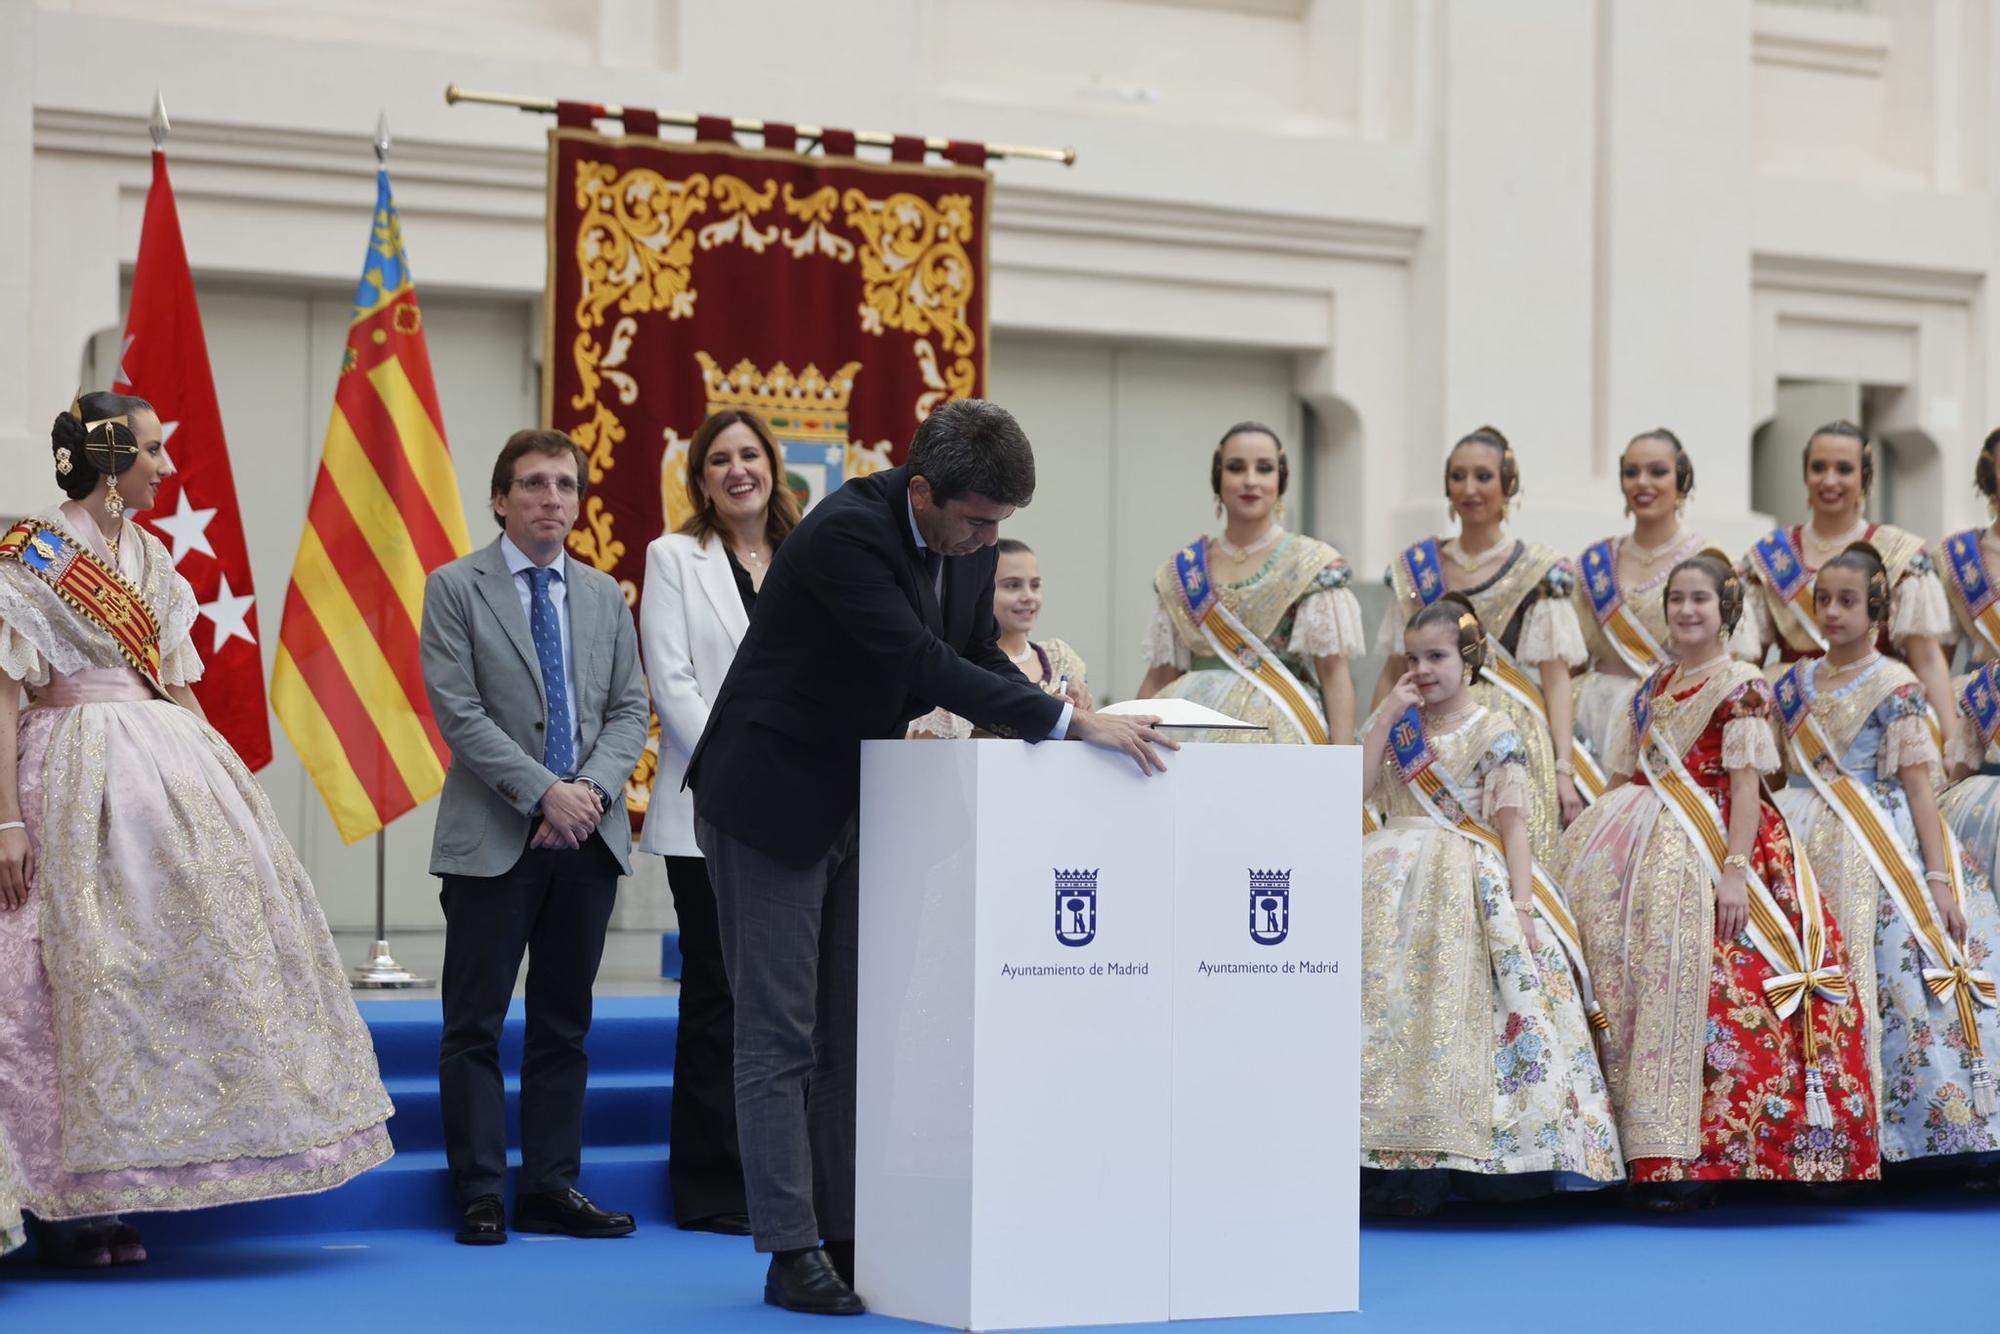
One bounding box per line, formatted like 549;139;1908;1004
855;740;1360;1331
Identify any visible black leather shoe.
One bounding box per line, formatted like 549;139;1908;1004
764;1249;866;1316
679;1212;753;1236
824;1238;855;1286
455;1194;507;1245
513;1187;636;1238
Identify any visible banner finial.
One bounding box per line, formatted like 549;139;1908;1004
374;111;391;165
148;91;170;150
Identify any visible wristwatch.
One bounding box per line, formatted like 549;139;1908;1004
574;775;611;809
1721;853;1751;873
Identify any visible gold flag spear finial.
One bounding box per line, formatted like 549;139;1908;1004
148;90;170;150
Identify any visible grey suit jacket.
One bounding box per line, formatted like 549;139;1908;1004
420;536;650;878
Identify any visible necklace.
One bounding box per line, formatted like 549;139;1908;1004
1442;536;1509;574
1624;527;1688;567
1212;526;1281;562
1422;702;1478;732
1803;518;1867;561
1674;651;1731;685
1007;645;1036;664
1818;649;1880;680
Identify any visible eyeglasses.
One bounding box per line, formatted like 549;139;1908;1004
511;476;580;497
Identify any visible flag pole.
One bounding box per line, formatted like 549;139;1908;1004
350;826;425;987
346;108;428;992
443;82;1078;165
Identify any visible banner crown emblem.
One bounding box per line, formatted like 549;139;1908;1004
697;350;860;442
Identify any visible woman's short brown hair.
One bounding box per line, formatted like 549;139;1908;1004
678;410;803;550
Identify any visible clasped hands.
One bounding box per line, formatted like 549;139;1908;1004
532;779;604;850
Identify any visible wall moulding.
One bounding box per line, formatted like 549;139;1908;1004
1750;2;1892;78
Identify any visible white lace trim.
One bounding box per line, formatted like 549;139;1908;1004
1888;570;1951;647
1142;603;1191;671
1726;602;1767;663
1721;715;1781;774
1482;760;1531;819
160;633;205;688
1948;716;1986;773
1373;599;1407;656
1878;711;1942;791
1292;588;1366;660
1514;597;1587;669
1602;710;1638;780
0;617;50;687
907;706;972;740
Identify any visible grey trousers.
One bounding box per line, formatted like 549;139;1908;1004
695;815;859;1253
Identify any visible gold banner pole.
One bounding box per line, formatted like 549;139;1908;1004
443;82;1076;166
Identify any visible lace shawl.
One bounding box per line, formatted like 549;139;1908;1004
0;510;200;689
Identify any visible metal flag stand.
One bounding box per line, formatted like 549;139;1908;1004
347;107;427;992
351;828;427;989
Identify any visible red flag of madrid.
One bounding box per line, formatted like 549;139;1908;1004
116;148;273;770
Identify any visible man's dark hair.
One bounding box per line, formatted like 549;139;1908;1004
490;429;589;527
907;399;1036;506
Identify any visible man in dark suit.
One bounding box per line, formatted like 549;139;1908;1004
688;399;1171;1314
420;430;651;1246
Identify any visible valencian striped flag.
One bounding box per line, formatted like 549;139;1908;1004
271;167;470;843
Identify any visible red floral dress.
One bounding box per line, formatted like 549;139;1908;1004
1625;675;1881;1182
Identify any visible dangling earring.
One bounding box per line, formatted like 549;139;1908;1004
1275;495;1286;523
1213;496;1223;520
1622;500;1632;519
104;486;125;521
1677;496;1688;516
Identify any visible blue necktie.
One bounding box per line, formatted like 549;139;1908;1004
526;566;575;775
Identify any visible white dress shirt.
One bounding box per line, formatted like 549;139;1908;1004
907;495;1071;740
499;533;583;767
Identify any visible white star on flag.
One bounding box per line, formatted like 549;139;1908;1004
151;489;217;564
115;333;134;386
199;572;257;651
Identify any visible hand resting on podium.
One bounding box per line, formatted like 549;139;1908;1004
1066;706;1177;775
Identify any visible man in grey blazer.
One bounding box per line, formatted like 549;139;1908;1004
419;429;650;1246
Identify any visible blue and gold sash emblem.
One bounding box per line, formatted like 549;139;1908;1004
1401;539;1445;607
1774;661;1809;736
1751;526;1810;605
1582;539;1621;620
1389;705;1434;781
1173;540;1218;623
1963;662;2000;749
1945;528;1996;617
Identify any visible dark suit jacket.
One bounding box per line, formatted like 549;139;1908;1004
687;466;1065;866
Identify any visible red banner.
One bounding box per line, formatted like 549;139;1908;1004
542;124;991;609
117;149;272;770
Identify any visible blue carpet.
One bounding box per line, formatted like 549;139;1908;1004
7;996;2000;1330
5;1191;2000;1332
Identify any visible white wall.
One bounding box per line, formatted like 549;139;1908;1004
9;0;2000;927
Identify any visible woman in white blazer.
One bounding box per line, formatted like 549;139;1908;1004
639;410;801;1234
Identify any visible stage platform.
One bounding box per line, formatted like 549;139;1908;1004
4;990;1998;1331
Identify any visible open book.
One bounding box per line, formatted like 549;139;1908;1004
1098;697;1265;731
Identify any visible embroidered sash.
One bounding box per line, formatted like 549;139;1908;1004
1173;540;1328;745
1581;539;1667;676
1387;706;1608;1031
1749;526;1830;655
1775;664;1998;1098
1942;529;2000;660
1397;540;1605;801
1962;663;2000;753
0;519;165;693
1631;671;1849;1122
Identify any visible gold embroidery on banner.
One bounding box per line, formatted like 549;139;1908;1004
844;190;978;360
782;184;857;261
569;496;626;580
697;175;780;253
913;338;977;419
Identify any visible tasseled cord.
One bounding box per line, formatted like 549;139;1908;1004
1971;1056;1998;1120
1801;995;1835;1129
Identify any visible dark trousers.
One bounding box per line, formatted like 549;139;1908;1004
662;854;747;1224
695;815;858;1254
438;835;619;1205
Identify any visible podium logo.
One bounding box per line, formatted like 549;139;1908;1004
1054;868;1098;947
1249;869;1290;946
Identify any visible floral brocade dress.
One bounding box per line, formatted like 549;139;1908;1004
1142;534;1364;744
1734;523;1950;668
908;638;1087;740
1360;705;1622;1188
1933;528;2000;896
1774;659;2000;1164
0;508;393;1221
1557;663;1880;1182
1568;531;1707;770
1380;540;1586;867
